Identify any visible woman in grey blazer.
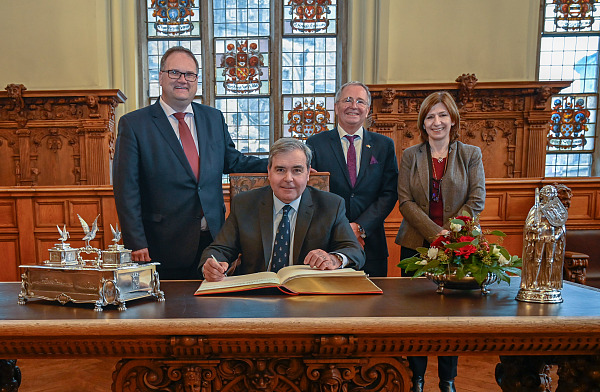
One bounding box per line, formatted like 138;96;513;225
395;92;485;392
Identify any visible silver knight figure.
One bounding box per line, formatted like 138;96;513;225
516;184;570;303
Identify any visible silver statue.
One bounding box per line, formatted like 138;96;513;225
516;184;570;303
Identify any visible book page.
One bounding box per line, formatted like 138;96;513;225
196;271;279;292
276;265;366;285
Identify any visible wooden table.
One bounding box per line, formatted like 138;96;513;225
1;278;599;391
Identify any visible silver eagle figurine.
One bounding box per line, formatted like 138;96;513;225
56;225;70;243
77;214;99;247
110;223;122;244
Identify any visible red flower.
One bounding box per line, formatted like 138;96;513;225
430;235;448;248
455;244;478;258
458;236;475;242
455;216;472;223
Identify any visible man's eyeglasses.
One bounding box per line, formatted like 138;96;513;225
163;69;198;82
340;97;369;107
431;178;442;203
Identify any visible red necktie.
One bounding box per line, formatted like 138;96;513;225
344;135;358;187
173;112;199;180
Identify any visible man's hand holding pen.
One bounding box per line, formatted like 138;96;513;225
203;255;230;282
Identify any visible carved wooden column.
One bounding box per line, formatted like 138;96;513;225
367;76;571;178
0;84;125;186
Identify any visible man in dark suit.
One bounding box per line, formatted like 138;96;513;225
306;82;398;277
113;46;267;280
200;138;365;281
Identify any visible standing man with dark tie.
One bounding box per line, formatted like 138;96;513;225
306;82;398;277
113;46;267;280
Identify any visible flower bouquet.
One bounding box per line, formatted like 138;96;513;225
398;212;522;292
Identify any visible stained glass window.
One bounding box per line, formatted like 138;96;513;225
143;0;343;161
540;0;600;177
282;1;338;140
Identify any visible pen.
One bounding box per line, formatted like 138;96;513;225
211;254;228;276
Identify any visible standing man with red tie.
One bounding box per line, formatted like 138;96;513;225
306;82;398;277
113;46;267;280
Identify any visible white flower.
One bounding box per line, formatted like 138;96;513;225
416;260;428;265
427;247;439;259
490;245;501;256
450;222;462;232
498;253;510;266
472;227;481;236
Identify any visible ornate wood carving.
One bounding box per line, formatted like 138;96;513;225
229;172;330;199
0;359;20;392
0;84;125;186
563;251;588;285
112;357;411;392
367;77;570;178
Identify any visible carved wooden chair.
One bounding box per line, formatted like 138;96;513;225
229;172;330;199
225;172;330;274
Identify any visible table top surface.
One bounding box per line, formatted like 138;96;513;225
2;278;600;336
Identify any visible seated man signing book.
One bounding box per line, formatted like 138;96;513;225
200;138;365;282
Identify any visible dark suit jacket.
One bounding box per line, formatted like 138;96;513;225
199;186;365;275
395;141;486;250
306;128;398;276
113;100;267;271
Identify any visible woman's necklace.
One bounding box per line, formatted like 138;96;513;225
431;156;447;180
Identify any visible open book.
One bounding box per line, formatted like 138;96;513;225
194;265;382;295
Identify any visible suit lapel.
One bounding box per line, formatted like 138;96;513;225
327;128;353;186
192;103;206;177
416;143;429;200
260;189;274;268
356;129;372;188
150;101;197;181
293;188;314;264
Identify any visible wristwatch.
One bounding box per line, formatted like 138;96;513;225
357;224;366;239
331;253;344;268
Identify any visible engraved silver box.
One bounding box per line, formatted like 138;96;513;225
18;219;164;311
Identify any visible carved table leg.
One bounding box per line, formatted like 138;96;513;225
0;360;21;392
495;355;551;392
555;355;600;392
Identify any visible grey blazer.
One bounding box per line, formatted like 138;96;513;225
395;141;485;249
200;186;366;276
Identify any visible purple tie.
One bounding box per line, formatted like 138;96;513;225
173;112;199;180
344;135;358;187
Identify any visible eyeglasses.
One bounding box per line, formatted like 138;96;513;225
340;97;369;107
431;178;442;203
163;69;198;82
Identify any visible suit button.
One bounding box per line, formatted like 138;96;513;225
350;193;355;198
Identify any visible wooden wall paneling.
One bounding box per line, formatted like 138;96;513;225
0;237;19;281
0;85;125;186
15;197;35;275
367;78;571;179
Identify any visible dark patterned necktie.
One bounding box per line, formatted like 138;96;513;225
271;205;292;272
344;135;358;187
173;112;199;180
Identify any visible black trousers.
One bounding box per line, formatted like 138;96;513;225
157;231;213;280
400;246;458;381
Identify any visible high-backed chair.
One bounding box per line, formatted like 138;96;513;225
229;172;330;198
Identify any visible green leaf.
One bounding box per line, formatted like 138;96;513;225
490;230;506;237
445;241;472;250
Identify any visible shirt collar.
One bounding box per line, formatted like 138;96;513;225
337;125;364;140
159;96;194;117
272;193;302;214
